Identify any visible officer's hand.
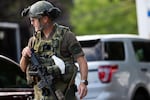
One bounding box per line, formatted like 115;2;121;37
78;83;88;99
22;46;31;58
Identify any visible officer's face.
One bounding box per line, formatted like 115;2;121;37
30;16;51;32
30;17;40;32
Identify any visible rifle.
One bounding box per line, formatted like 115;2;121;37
30;48;64;100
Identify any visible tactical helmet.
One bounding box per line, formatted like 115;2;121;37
21;0;61;20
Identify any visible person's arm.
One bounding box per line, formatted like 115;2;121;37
77;56;88;99
20;55;28;72
20;46;31;72
20;37;33;72
77;56;88;81
64;31;88;99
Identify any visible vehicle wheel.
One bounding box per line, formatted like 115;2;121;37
132;90;150;100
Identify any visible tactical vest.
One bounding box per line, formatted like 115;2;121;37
27;24;77;97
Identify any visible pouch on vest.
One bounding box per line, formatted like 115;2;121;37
62;63;78;83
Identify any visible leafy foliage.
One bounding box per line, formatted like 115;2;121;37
70;0;137;35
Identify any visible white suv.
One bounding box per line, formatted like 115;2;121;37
75;34;150;100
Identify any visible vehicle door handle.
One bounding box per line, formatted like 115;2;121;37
141;68;148;72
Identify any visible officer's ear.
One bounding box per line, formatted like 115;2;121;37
42;16;50;23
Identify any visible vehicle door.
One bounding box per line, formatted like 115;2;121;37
0;55;33;100
132;40;150;88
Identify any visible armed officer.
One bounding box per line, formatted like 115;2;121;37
20;1;88;100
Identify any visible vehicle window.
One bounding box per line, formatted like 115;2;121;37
104;42;125;60
0;59;28;88
0;28;18;62
80;39;103;61
132;41;150;62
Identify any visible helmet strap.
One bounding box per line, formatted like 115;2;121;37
32;18;43;37
38;18;44;32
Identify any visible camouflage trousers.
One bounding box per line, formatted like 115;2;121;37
33;84;77;100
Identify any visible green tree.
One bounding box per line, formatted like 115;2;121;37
70;0;137;35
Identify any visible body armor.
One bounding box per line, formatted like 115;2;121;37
27;24;78;99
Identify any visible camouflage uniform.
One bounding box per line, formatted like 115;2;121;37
26;23;84;100
21;1;84;99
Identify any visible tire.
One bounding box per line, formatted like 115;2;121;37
132;90;150;100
